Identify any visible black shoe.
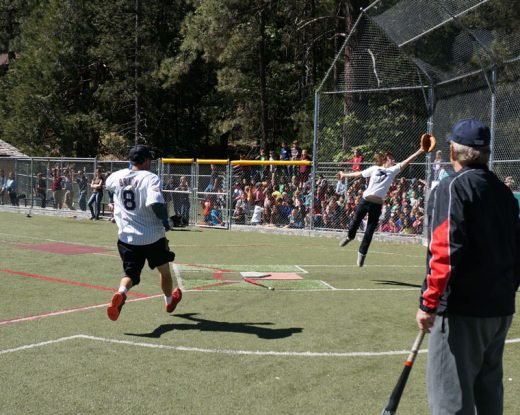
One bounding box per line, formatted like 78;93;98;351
357;252;366;267
339;236;352;247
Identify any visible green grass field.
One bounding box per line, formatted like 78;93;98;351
1;211;519;415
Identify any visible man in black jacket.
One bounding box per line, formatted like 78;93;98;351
416;119;520;415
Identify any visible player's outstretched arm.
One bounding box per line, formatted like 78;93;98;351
339;170;363;180
400;148;425;171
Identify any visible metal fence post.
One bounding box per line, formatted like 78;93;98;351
489;67;497;171
310;91;320;230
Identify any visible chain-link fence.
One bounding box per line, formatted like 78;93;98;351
0;157;157;217
313;0;520;237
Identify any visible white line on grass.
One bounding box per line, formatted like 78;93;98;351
294;265;308;274
0;295;162;326
172;263;185;290
0;233;114;250
2;334;520;358
0;335;84;355
319;280;337;290
299;264;423;268
367;249;424;259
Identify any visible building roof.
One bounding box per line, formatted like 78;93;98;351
0;139;28;157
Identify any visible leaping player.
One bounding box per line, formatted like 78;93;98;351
105;144;182;321
338;146;425;267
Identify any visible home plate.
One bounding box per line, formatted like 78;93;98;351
241;272;302;280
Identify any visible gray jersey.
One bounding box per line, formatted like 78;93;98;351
105;168;165;245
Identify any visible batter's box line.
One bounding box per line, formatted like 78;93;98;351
3;334;520;358
175;263;304;273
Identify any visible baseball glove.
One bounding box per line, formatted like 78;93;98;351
420;133;436;153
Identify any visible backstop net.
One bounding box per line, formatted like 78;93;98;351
313;0;520;236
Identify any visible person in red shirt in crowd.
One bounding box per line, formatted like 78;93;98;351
299;149;311;188
349;148;363;172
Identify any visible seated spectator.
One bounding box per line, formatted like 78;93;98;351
210;203;224;226
232;182;243;207
413;213;424;234
234;193;250;217
313;199;328;228
244;185;255;207
286;198;306;228
400;217;415;234
251;202;264;226
381;218;399;233
277;198;292;226
269;203;284;227
262;203;273;226
254;182;266;206
232;205;246;225
202;199;212;225
335;173;347;197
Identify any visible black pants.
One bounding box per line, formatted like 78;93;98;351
347;198;382;255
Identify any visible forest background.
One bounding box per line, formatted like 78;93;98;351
0;0;376;159
0;1;514;160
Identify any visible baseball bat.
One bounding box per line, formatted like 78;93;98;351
243;277;274;291
381;330;426;415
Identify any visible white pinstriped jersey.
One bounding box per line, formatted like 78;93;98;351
105;168;166;245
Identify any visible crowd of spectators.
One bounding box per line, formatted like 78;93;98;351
2;148;517;233
188;143;429;235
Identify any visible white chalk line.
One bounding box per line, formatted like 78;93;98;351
294;265;308;274
0;232;114;250
299;264;423;268
0;295;163;327
172;262;185;290
2;334;520;358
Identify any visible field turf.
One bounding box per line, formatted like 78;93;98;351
1;211;519;414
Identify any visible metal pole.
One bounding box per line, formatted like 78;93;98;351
310;91;320;230
426;86;434;186
489;67;497;171
190;161;196;227
134;0;140;145
424;86;435;241
226;161;232;230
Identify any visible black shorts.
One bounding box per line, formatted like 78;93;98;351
117;237;175;285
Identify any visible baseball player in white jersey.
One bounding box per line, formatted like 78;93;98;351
105;144;182;321
338;147;424;266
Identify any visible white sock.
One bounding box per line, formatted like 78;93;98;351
118;286;128;295
164;294;172;305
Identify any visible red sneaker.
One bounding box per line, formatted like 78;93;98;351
166;288;182;313
107;292;127;321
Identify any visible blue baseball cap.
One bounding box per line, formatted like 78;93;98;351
128;144;156;164
447;119;490;147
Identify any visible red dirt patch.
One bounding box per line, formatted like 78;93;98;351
16;242;110;255
240;272;303;280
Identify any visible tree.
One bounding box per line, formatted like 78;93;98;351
0;0;102;156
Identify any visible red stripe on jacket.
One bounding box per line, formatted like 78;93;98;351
423;218;450;310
